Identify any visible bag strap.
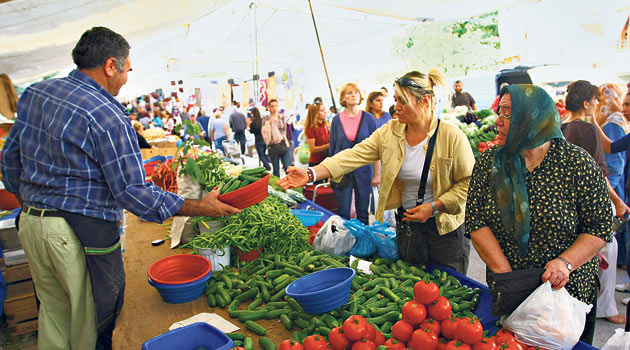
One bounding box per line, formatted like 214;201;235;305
352;111;365;146
416;119;440;206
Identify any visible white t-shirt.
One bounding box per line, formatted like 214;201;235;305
397;138;434;209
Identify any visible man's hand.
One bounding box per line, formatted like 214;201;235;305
200;189;241;217
276;166;309;189
542;258;571;290
402;203;433;223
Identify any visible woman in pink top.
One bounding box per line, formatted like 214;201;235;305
327;82;377;224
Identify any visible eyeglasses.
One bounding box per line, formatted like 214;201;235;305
395;77;433;95
498;113;511;120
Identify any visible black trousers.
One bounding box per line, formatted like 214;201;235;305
395;216;470;274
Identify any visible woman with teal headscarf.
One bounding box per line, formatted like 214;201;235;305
465;85;612;344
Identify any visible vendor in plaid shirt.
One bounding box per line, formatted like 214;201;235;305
0;27;240;349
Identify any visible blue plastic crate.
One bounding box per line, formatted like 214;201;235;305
142;322;234;350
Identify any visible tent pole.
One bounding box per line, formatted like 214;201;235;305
307;0;336;111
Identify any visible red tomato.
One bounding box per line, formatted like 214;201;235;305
391;320;414;343
402;301;427;325
472;338;497;350
456;318;483;345
412;328;438;350
494;329;516;346
441;316;460;340
526;347;546;350
279;341;305;350
496;339;524;350
384;338;406;350
343;315;369;341
446;340;472;350
234;347;246;350
365;323;376;341
328;327;351;350
421;318;440;335
437;340;448;350
428;296;452;321
304;335;328;350
373;331;386;347
351;338;376;350
414;280;440;304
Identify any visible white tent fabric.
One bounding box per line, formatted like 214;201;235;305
1;0;527;91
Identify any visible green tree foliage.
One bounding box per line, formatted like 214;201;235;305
391;11;502;78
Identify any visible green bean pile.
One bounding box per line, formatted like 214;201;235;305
187;197;311;254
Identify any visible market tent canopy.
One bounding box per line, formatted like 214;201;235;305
1;0;527;89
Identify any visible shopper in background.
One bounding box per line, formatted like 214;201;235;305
229;102;247;155
560;80;629;325
451;80;477;111
304;102;329;167
366;91;393;129
249;107;271;171
326;82;376;224
212;110;230;155
278;70;473;273
595;83;629;323
262;99;291;177
132;121;152;149
0;26;240;350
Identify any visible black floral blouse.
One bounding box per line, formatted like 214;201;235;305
465;138;613;304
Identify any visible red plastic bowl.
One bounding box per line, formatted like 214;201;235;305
217;174;270;209
148;254;212;285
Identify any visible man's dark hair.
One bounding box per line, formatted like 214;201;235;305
72;27;130;71
454;80;462;84
380;87;388;92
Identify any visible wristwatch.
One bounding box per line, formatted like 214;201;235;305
556;257;573;273
430;202;439;216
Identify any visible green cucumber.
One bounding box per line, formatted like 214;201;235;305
259;337;277;350
227;332;246;341
280;314;293;330
244;337;254;350
239;310;267;322
245;320;267;336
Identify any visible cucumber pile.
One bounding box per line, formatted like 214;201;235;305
219;167;269;195
206;251;481;345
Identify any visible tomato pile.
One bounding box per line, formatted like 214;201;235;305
275;279;547;350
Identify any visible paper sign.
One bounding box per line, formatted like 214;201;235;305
169;313;239;333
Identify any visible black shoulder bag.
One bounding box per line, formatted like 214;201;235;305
330;112;365;190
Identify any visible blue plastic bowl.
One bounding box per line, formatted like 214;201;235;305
148;270;212;304
291;209;324;226
142;322;234;350
285;267;356;314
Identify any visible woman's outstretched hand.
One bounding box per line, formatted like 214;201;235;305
276;166;309;189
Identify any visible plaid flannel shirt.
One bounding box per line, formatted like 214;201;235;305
0;70;183;222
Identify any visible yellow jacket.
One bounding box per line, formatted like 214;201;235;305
320;116;475;234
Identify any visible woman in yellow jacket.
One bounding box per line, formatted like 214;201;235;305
278;69;474;273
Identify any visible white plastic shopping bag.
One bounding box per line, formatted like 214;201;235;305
502;281;592;350
602;329;630;350
177;168;202;199
313;215;356;256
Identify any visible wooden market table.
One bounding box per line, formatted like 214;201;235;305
111;213;292;349
112;201;598;350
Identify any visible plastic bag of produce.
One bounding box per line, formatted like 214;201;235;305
602;328;630;350
177;168;202;199
502;281;592;350
313;215;356;256
368;222;398;261
345;219;377;258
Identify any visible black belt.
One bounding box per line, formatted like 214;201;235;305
23;206;65;218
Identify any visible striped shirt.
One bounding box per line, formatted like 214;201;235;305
0;70;184;223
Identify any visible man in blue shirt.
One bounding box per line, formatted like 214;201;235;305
0;27;240;349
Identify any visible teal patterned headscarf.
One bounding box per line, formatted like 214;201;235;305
491;84;565;257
